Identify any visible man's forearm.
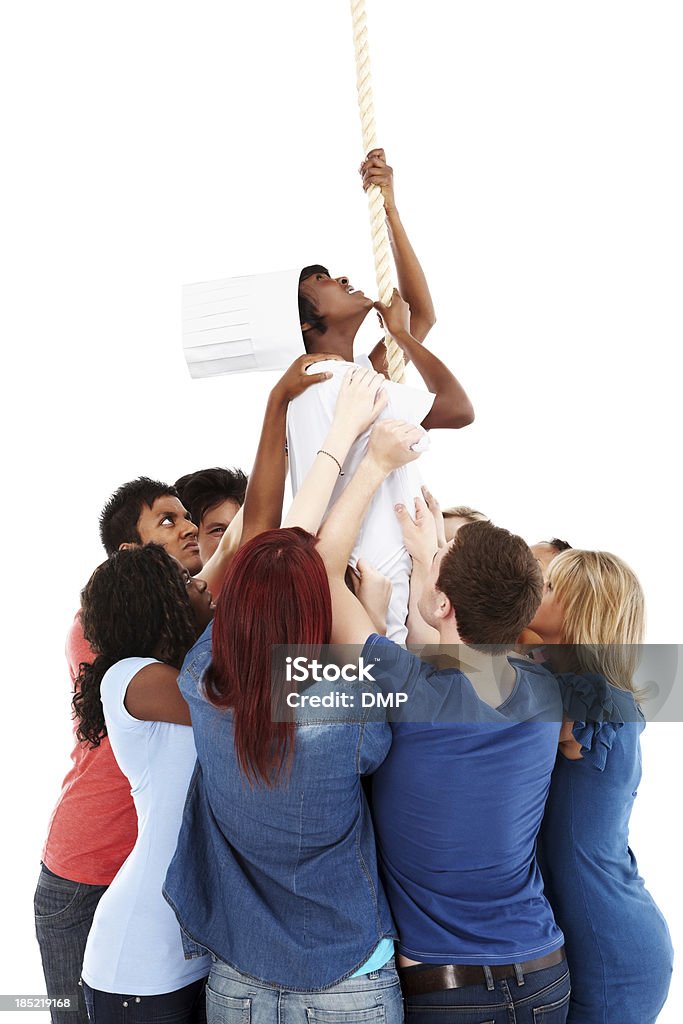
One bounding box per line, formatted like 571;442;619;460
386;206;436;343
394;329;474;430
406;560;440;647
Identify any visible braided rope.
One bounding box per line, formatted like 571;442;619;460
350;0;405;382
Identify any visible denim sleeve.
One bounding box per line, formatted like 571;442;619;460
178;629;214;701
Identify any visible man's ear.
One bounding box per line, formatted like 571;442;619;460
432;590;453;623
118;541;140;552
300;321;312;334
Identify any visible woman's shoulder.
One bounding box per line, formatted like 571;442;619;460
102;657;161;696
556;672;642;771
100;657;162;728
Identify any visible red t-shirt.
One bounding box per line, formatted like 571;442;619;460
41;613;138;885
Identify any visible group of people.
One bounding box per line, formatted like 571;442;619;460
36;151;673;1024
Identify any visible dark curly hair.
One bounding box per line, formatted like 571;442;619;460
73;545;199;747
174;467;248;527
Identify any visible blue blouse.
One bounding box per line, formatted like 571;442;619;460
538;673;673;1024
163;623;397;991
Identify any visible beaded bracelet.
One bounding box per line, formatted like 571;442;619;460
317;449;344;476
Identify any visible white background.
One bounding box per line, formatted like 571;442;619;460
1;0;681;1018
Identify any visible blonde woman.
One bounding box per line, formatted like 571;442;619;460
531;550;673;1024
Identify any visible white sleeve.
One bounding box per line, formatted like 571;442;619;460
100;657;160;732
384;379;435;427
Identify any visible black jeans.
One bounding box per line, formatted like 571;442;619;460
82;979;207;1024
403;961;570;1024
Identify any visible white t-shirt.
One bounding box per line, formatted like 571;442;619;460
81;657;210;995
287;355;434;642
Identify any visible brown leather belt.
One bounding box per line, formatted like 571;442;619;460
399;946;566;997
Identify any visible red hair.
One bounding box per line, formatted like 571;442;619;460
205;528;332;785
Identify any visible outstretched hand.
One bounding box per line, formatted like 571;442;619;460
421;484;447;548
273;353;341;402
395;495;439;568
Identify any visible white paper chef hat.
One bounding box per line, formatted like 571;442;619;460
182;268;304;378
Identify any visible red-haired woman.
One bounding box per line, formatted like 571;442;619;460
164;369;425;1023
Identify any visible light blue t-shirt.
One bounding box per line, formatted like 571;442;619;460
82;657;210;994
351;939;395;976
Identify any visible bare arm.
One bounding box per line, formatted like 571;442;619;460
284;367;387;533
375;290;474;430
317;419;424;644
394;497;440;646
124;663;191;725
558;719;582;760
362;149;436;373
239;354;339;548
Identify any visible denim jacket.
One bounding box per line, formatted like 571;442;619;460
163;624;396;990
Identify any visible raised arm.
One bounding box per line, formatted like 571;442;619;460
394;497;440;647
317;419;424;644
283;367;387;533
376;290;474;430
239;354;339;548
361;149;436;354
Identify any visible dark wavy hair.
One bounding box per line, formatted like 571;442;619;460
206;527;332;786
73;545;199;747
99;477;178;556
174;466;248;526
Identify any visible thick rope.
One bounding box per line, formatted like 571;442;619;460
350;0;405;382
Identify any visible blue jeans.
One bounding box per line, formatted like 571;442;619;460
34;863;108;1024
206;957;403;1024
403;962;570;1024
82;979;207;1024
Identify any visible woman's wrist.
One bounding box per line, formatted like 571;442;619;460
323;421;359;463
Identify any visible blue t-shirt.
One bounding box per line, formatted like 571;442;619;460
364;634;565;965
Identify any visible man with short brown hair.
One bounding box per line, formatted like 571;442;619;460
316;472;568;1023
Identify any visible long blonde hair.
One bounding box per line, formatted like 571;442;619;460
547;549;645;694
